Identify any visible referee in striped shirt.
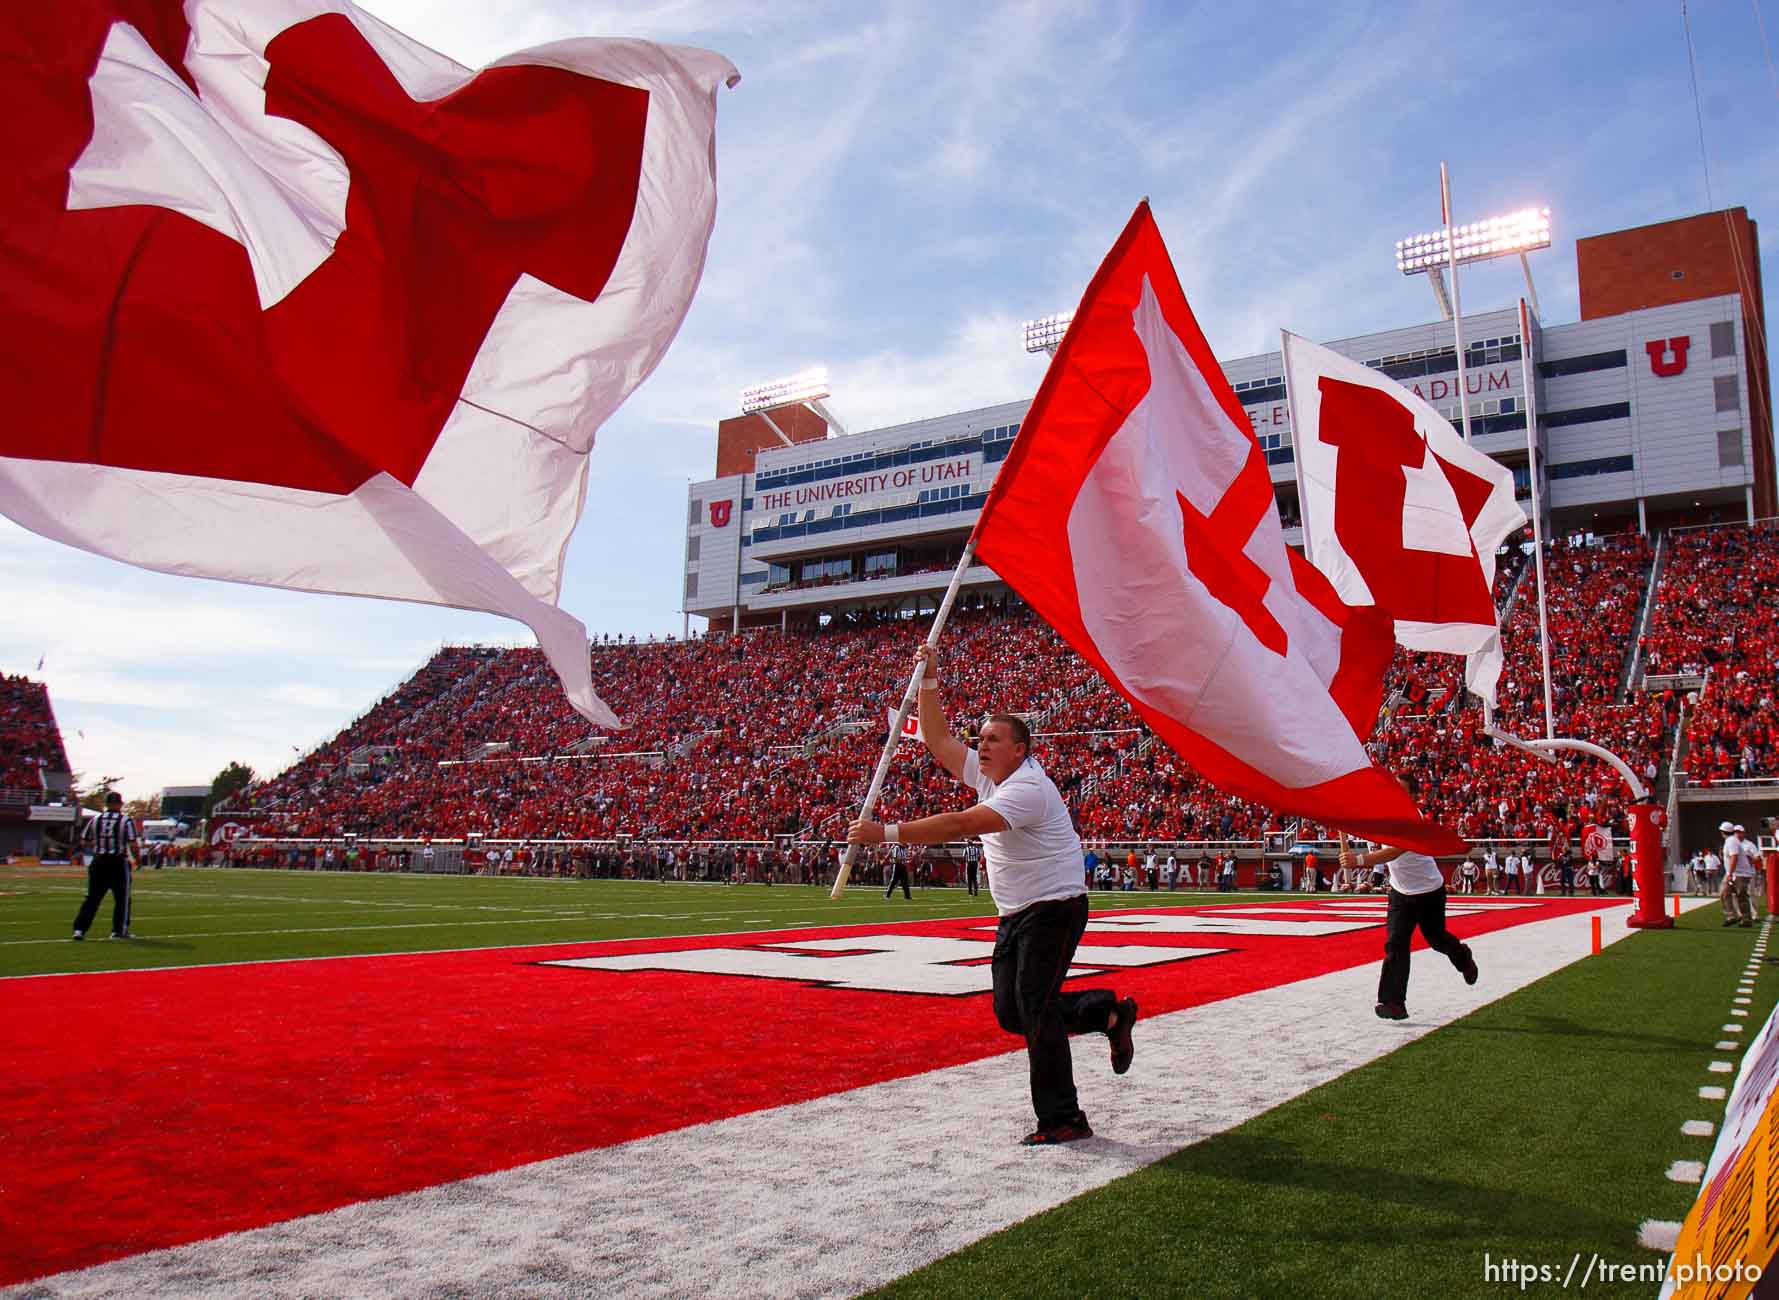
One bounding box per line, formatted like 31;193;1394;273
73;791;139;941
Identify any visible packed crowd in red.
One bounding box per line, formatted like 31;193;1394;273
0;675;69;791
201;525;1771;850
1644;522;1779;784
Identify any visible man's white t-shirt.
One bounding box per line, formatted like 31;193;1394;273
1388;849;1446;896
962;748;1085;916
1730;835;1758;879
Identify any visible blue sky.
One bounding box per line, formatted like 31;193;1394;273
3;0;1775;799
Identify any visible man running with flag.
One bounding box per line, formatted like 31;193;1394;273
848;644;1136;1147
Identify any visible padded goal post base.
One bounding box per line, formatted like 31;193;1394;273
1625;801;1674;929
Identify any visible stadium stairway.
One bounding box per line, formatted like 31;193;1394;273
1621;528;1670;701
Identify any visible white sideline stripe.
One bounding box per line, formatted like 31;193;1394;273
1681;1120;1716;1137
1717;1041;1741;1050
1709;1061;1735;1072
18;903;1646;1299
1700;1086;1727;1100
1666;1160;1704;1184
1724;1024;1744;1032
1639;1220;1682;1252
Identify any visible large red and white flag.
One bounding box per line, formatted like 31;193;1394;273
974;203;1461;854
0;1;738;728
1281;332;1526;707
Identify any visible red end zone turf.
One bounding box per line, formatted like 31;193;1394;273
2;896;1624;1284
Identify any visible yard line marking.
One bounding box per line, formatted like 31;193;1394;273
1639;1221;1681;1252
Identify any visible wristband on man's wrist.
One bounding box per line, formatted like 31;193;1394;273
884;823;900;844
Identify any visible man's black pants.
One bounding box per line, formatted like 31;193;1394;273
1378;885;1470;1007
74;854;131;936
965;864;979;896
885;863;911;899
992;894;1116;1128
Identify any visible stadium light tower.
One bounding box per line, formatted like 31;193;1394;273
1393;164;1550;446
738;367;847;443
1022;311;1074;357
1395;202;1551;321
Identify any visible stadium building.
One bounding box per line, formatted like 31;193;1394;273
683;208;1772;633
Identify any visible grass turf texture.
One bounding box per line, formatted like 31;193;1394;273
0;865;1266;977
873;905;1773;1300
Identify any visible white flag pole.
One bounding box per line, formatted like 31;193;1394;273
829;537;979;899
1281;330;1316;541
1441;163;1476;445
1517;297;1556;739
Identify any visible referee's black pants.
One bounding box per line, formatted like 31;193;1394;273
1378;885;1470;1007
74;854;131;937
992;894;1116;1129
965;864;979;896
885;863;911;899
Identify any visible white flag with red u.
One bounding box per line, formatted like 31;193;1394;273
1281;332;1526;707
0;1;738;729
974;202;1462;854
888;707;923;743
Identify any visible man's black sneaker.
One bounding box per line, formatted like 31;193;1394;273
1457;947;1479;986
1109;997;1137;1075
1021;1117;1093;1146
1375;1001;1409;1021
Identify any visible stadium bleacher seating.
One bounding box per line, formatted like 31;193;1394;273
203;524;1777;853
1643;521;1779;784
0;675;70;795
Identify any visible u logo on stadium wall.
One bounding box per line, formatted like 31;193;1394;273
708;499;733;527
1646;336;1690;377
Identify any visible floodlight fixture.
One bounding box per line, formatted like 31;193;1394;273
740;367;830;415
1023;311;1074;356
1394;207;1551;275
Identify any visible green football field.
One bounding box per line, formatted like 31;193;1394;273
4;865;1767;1298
